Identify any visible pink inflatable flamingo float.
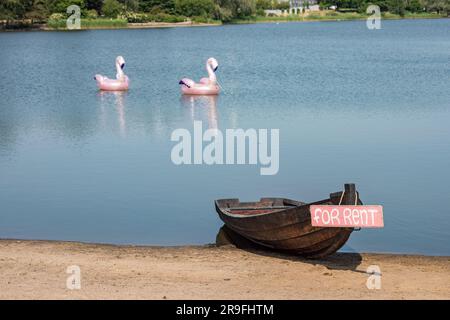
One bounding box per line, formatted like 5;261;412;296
179;58;220;95
94;56;129;91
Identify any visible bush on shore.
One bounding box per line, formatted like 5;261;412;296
47;18;128;29
102;0;122;18
124;12;186;22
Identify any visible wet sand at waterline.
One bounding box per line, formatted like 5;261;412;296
0;240;448;299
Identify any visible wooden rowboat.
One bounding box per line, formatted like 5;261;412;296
215;184;362;259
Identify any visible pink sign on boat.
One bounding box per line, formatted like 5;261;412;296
310;205;384;228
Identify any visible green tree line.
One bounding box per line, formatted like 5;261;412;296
0;0;448;23
317;0;449;16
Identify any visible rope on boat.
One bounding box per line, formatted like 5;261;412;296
338;190;358;205
338;190;345;205
338;190;361;231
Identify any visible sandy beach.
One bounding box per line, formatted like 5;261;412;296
0;240;448;300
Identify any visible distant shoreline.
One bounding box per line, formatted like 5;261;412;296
1;14;447;32
0;239;448;299
49;21;222;31
0;20;221;32
232;13;448;24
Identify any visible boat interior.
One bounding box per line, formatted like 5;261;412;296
217;198;304;216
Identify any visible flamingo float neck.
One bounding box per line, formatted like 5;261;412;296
206;61;217;84
116;61;125;81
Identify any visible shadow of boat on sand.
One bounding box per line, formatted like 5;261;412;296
216;225;364;273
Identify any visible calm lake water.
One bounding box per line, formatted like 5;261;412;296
1;19;449;255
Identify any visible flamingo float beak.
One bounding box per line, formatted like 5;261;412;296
120;63;125;70
213;66;218;72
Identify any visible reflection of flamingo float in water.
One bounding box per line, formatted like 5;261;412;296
181;95;219;134
98;91;127;137
179;58;220;95
94;56;129;91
